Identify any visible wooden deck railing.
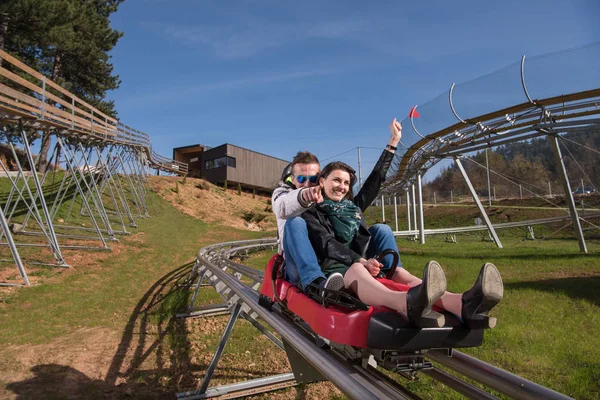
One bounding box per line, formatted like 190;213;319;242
0;49;187;175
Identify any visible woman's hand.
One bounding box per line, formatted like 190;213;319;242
359;258;383;276
389;118;402;148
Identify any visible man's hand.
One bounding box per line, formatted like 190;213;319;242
389;118;402;144
301;185;323;204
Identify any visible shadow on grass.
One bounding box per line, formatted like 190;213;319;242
505;277;600;306
100;260;197;396
102;261;281;397
6;364;127;399
6;261;283;399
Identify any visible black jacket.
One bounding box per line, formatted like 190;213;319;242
302;149;394;271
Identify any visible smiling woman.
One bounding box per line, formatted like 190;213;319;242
295;119;504;329
320;162;355;202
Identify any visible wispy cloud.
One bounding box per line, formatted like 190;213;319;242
145;16;375;60
117;68;335;110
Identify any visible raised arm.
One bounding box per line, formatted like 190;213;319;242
354;119;402;211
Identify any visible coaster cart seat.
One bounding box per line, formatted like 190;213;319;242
259;251;485;352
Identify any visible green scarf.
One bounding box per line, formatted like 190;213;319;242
318;199;362;246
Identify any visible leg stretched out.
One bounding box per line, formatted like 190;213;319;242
343;261;447;328
366;224;503;328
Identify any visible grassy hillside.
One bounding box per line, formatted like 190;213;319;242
0;181;598;399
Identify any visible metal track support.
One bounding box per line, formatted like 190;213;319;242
454;157;503;248
417;173;426;244
192;302;242;396
548;134;587;253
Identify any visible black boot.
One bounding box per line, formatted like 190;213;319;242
461;263;504;329
406;261;447;328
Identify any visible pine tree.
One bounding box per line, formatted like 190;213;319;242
0;0;124;171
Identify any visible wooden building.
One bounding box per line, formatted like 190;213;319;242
172;143;289;192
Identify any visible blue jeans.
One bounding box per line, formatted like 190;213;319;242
366;224;403;271
283;217;325;291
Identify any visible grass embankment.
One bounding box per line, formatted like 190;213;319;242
0;188;273;398
0;186;598;399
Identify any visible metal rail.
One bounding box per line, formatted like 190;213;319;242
181;238;572;400
393;212;600;237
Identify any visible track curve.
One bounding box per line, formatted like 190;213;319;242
189;238;573;400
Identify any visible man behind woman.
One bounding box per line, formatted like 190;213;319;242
276;119;504;329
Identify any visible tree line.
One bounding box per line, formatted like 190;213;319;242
392;130;599;202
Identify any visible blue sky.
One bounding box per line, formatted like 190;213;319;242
107;0;600;181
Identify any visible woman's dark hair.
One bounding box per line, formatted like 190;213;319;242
320;161;357;200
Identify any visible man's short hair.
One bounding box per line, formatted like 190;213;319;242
291;151;319;168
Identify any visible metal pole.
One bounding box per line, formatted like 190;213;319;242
393;196;398;232
20;132;66;262
0;159;58;249
118;152;144;216
381;195;385;222
197;302;242;395
0;205;30;285
95;147;128;233
581;178;584;193
110;151;137;227
454;157;503;248
57;138;108;248
78;144;115;239
486;148;492;207
520;184;523;200
417;173;425;244
357;146;362;188
406;190;411;232
493;186;496;201
411;184;417;235
549;135;587;253
549;181;552;197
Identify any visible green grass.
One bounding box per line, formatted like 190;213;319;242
242;235;600;399
392;237;600;399
0;190;598;399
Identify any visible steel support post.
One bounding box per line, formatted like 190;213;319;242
57;138;109;248
454;157;503;248
394;196;398;232
108;148;137;227
0;204;30;286
196;302;242;395
124;151;148;213
411;184;417;238
486;148;492;207
22;144;60;228
406;190;411;232
381;195;385;222
118;152;145;217
94;147;128;233
48;152;77;221
0;160;60;251
78;143;116;239
548;134;587;253
132;154;149;215
417;173;425;244
17;133;66;263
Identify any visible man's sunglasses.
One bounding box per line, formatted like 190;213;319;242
294;174;319;184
